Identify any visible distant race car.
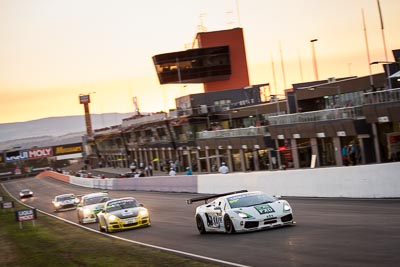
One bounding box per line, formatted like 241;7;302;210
77;192;110;224
19;189;33;199
97;197;150;233
52;193;80;212
187;190;295;234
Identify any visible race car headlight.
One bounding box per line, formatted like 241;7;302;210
139;209;148;217
54;202;61;207
83;208;92;216
236;211;253;219
283;203;291;212
108;215;117;221
74;199;80;204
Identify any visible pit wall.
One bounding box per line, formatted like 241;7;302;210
38;162;400;198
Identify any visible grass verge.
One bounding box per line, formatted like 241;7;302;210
0;185;218;267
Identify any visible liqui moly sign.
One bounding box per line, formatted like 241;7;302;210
5;147;53;162
28;147;53;159
15;209;37;222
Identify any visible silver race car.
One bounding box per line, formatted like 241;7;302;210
187;190;295;234
52;193;80;212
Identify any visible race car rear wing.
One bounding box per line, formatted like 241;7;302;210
186;190;248;204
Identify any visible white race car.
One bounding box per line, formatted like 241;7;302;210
52;193;80;212
77;192;110;224
187;190;295;234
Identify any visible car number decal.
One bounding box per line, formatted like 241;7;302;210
122;210;133;216
254;204;275;214
205;213;222;228
122;218;136;224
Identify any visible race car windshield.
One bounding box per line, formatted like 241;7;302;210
57;195;75;201
106;200;139;212
84;196;109;206
228;193;275;209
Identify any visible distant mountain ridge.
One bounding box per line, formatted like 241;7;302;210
0;113;133;150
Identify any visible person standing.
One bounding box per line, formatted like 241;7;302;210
147;164;153;176
169;168;177;176
218;162;229;174
349;143;357;165
130;161;136;172
249;155;255;171
342;145;349;166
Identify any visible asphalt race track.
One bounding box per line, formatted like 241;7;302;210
3;177;400;267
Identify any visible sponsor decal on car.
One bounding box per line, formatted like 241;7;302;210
205;213;222;228
254;204;275;215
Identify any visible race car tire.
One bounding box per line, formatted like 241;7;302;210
99;223;105;232
105;222;111;233
224;214;236;234
196;214;206;234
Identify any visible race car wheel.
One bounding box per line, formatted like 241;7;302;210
196;214;206;234
105;222;111;233
224;214;236;234
99;223;105;232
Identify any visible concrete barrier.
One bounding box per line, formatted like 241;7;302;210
36;170;70;183
70;176;96;188
38;162;400;198
197;162;400;198
112;175;197;192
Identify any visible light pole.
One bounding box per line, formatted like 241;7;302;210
310;39;319;81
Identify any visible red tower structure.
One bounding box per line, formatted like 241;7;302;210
195;28;250;92
153;28;250;93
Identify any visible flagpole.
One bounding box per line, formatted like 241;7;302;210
361;8;373;86
377;0;388;61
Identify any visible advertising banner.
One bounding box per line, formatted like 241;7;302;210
54;143;83;156
79;94;90;104
15;209;37;222
1;201;14;209
28;147;53;159
5;150;28;162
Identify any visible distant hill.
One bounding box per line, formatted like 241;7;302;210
0;113;133;150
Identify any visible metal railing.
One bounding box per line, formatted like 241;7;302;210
197;126;268;139
363;87;400;104
121;113;167;128
268;106;363;125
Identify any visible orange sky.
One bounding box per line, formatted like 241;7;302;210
0;0;399;124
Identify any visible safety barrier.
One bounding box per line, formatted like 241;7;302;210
37;162;400;198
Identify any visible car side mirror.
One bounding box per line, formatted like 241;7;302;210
139;203;144;207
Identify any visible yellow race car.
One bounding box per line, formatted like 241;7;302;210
97;197;150;233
